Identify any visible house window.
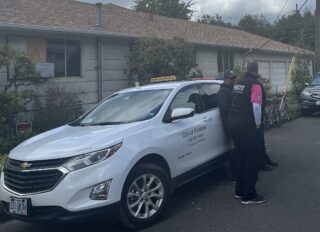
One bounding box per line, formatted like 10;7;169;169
218;51;234;73
46;39;81;77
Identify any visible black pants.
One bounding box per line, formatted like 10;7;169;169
258;127;272;166
231;126;262;201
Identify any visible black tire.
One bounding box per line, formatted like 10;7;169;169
272;106;281;128
267;106;281;128
283;104;291;122
120;163;170;230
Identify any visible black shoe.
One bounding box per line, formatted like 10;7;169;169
267;160;278;167
241;195;266;205
261;165;273;171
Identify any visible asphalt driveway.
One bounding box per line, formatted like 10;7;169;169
1;115;320;232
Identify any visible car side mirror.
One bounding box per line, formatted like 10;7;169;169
169;108;194;122
304;83;309;87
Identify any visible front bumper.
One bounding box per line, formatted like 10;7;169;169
300;100;320;111
0;200;120;222
0;155;130;222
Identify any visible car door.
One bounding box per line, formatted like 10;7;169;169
198;83;231;161
160;85;208;175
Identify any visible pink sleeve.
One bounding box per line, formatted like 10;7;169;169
251;84;262;105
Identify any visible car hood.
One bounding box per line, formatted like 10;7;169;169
305;85;320;91
9;121;149;161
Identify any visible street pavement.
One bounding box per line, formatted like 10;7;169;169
1;115;320;232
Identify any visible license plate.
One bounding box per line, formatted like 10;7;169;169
9;198;28;216
316;101;320;105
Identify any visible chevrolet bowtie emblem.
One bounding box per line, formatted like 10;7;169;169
20;162;32;170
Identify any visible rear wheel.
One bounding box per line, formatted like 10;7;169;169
120;163;170;230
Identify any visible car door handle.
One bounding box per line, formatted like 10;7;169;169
203;117;212;122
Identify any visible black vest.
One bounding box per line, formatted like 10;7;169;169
229;72;264;130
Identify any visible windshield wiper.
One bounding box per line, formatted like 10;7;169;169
87;122;124;126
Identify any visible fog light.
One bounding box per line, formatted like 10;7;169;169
90;180;112;200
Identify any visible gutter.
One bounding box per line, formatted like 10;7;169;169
0;22;139;40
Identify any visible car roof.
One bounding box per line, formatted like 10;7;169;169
118;80;223;93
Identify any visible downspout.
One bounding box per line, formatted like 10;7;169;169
97;38;103;102
95;3;103;102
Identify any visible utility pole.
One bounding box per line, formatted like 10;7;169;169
315;0;320;73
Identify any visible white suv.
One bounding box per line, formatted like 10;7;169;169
0;80;232;229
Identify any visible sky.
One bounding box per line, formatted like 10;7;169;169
78;0;316;23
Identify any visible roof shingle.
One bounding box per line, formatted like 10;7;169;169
0;0;312;55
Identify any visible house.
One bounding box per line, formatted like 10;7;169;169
0;0;313;111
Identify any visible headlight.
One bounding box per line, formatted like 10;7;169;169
63;143;122;171
301;91;311;96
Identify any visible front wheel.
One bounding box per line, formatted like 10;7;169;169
120;163;170;230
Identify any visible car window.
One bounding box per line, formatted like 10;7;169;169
76;89;172;126
198;84;220;111
164;85;203;121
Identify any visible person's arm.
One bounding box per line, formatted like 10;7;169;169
251;84;262;128
217;90;231;129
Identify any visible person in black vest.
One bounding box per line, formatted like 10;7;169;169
228;61;266;204
217;70;237;180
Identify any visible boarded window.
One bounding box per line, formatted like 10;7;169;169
27;38;46;63
46;39;81;77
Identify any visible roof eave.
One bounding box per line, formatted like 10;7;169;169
0;22;140;39
0;22;314;56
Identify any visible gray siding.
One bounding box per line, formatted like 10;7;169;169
102;39;130;98
196;48;218;76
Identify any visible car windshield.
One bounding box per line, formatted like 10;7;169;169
311;74;320;86
76;89;172;126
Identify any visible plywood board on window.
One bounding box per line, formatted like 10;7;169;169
27;37;46;63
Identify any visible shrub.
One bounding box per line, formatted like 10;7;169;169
291;58;312;98
0;46;38;153
128;37;196;84
0;154;8;170
33;85;84;133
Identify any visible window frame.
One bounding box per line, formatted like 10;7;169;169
197;83;220;113
46;39;83;78
217;51;234;73
163;84;206;123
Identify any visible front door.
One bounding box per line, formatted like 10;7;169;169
161;85;208;175
198;83;231;161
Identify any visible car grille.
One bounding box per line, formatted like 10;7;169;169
311;92;320;99
3;158;69;194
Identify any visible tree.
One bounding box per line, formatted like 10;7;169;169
128;37;196;84
315;0;320;72
133;0;194;20
238;14;273;38
198;14;234;28
235;12;315;51
273;11;315;50
0;46;38;153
